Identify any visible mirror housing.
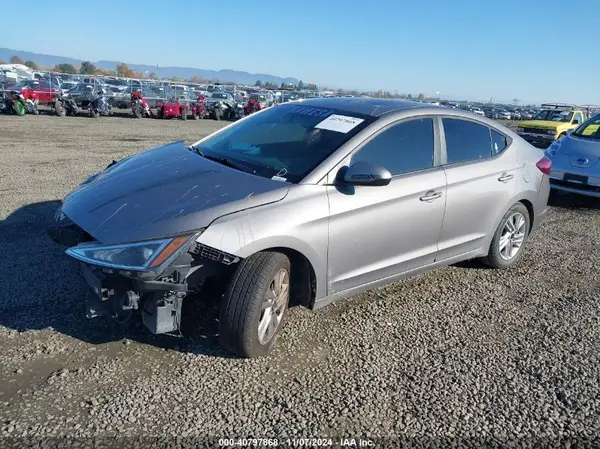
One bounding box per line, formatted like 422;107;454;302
340;161;392;187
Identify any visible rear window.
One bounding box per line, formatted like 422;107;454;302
195;103;376;182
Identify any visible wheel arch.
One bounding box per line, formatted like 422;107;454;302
259;247;317;309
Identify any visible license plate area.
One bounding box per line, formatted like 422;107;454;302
563;173;588;185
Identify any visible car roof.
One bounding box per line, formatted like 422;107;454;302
294;97;439;117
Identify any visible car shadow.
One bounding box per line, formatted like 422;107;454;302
548;191;600;211
0;200;235;358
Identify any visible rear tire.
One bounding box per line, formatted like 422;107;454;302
484;203;530;269
219;252;291;358
180;107;187;121
133;105;142;119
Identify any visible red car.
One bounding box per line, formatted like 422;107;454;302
16;79;62;105
156;99;188;120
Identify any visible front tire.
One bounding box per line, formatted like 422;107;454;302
219;252;291;358
55;99;65;117
484;203;530;269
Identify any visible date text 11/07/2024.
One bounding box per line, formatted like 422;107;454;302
218;438;375;447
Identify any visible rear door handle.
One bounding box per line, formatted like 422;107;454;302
498;173;514;183
419;190;442;202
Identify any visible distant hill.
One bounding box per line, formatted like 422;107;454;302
0;48;299;86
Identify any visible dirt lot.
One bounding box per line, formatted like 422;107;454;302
1;114;600;447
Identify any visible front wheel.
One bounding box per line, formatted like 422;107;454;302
484;203;530;269
219;252;291;358
55;99;65;117
180;107;187;121
133;105;142;119
13;101;25;116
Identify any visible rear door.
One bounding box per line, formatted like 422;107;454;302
436;117;520;261
327;117;447;294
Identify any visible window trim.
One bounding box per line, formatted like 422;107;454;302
437;115;513;168
342;115;442;179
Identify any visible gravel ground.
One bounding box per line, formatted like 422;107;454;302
1;114;600;448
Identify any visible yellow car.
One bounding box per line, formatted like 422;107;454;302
517;104;589;144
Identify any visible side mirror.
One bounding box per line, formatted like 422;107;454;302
340;161;392;187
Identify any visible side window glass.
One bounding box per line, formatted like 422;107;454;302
443;118;492;164
573;113;582;125
491;130;508;155
351;118;434;175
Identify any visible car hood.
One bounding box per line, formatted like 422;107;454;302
519;120;569;130
61;141;290;244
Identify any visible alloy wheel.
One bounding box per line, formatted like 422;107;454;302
499;212;526;260
257;268;289;345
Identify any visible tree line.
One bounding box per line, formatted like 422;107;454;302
2;55;427;99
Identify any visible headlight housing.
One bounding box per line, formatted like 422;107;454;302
66;234;197;271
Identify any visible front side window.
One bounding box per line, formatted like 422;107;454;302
572;113;583;125
350;118;434;175
194;103;375;183
443;118;492;164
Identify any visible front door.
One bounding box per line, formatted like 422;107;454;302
326;117;447;294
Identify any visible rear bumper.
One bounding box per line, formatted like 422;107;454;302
550;178;600;198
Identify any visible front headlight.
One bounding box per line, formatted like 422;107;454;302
66;234;196;271
517;127;524;132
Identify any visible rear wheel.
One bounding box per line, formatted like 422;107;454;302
219;252;291;358
484;203;530;269
180;107;187;121
133;105;142;119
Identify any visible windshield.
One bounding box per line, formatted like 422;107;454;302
193;103;376;183
572;114;600;139
18;80;37;88
211;93;228;99
534;110;573;122
251;94;266;101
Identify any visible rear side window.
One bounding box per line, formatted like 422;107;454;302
491;130;508;155
443;118;492;164
351;118;434;175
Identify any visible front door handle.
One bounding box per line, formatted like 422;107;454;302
498;173;514;183
419;190;442;202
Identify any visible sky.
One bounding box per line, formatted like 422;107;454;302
0;0;597;105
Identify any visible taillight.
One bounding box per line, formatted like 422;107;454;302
536;156;552;175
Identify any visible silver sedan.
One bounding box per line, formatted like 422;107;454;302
51;98;551;357
546;114;600;198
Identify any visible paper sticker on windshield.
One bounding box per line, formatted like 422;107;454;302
315;114;364;133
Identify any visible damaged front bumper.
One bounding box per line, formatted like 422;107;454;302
48;208;240;335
